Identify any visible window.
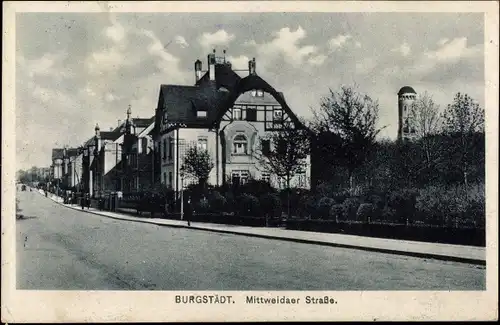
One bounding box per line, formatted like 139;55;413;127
233;106;242;120
197;110;207;118
168;172;173;188
197;137;208;151
163;172;167;184
261;173;271;183
252;89;264;97
168;138;173;159
233;134;248;154
261;139;271;156
273;109;283;121
246;106;257;121
162;139;167;160
232;170;250;186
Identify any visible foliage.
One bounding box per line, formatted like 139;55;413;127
329;204;344;221
180;146;214;187
386;189;418;222
442;92;485;188
259;193;282;218
312;85;384;194
208;191;227;213
342;197;361;221
356;203;374;222
237;193;260;217
317;197;335;219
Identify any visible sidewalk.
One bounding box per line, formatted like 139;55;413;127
44;192;486;265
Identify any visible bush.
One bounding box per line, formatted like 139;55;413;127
416;184;485;227
260;193;282;218
193;198;210;214
387;188;418;222
329;204;344;221
356;203;374;222
237;193;260;217
342;197;361;221
331;189;350;204
240;179;275;197
208;191;226;213
297;194;316;219
317;197;335;219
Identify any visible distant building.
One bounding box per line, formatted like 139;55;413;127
81;114;155;197
397;86;417;141
153;50;311;197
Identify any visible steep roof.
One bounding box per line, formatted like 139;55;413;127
195;63;241;92
156;83;230;128
99;131;122;141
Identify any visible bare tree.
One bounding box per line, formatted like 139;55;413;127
180;146;214;189
442;92;485;191
312;85;383;194
409;91;442;171
255;121;310;216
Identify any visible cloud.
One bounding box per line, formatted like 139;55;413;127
199;29;235;50
246;26;324;68
424;37;481;63
104;16;126;45
329;34;352;51
18;51;71;80
391;42;411;57
355;41;362;48
308;54;327;66
175;35;189;48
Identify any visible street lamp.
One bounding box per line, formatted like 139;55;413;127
180;170;184;220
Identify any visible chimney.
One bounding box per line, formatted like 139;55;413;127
208;49;216;81
195;59;202;82
248;57;256;75
117;119;122;127
95;123;101;153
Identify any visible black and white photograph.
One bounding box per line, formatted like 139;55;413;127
2;1;498;322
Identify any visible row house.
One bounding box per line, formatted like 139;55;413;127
80;109;155;197
153;50;311;197
51;147;82;190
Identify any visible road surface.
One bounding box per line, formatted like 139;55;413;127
16;190;485;290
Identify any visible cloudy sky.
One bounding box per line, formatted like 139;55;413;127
15;11;484;170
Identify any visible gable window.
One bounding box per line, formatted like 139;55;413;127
246;106;257;122
197;137;208;151
252;90;264;97
233;134;248;155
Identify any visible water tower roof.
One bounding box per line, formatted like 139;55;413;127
398;86;416;95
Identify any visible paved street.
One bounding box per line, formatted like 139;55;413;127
16;190;485;290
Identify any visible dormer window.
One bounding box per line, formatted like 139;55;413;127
197;111;207;118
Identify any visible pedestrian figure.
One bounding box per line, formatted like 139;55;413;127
81;192;85;210
185;197;192;226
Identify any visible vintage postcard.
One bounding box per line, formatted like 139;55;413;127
2;0;498;322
